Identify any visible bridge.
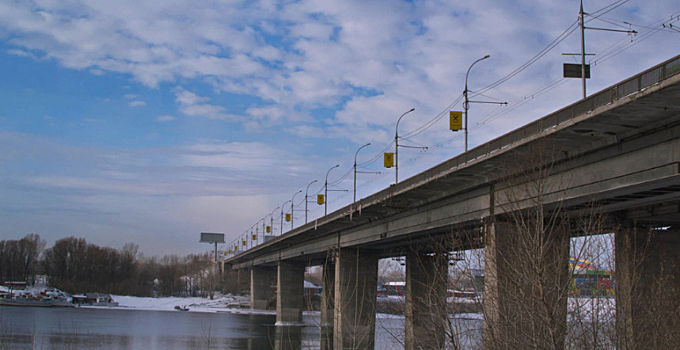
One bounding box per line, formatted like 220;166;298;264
225;55;680;349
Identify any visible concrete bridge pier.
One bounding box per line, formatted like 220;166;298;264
615;226;680;350
276;261;306;325
483;220;569;350
251;266;276;310
405;250;449;350
320;261;335;350
334;248;379;350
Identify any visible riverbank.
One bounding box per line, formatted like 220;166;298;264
107;293;253;313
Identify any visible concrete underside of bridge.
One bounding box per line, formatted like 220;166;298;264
233;56;680;349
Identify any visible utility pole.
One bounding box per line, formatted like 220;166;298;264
281;200;291;235
305;180;317;224
291;190;302;230
580;0;587;99
463;55;506;152
324;165;340;215
395;108;415;183
563;0;636;99
353;143;373;202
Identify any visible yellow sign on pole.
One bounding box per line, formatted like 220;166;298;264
450;111;463;131
317;194;324;205
252;234;257;240
384;152;394;168
234;245;238;251
285;213;291;222
228;249;232;254
266;225;271;233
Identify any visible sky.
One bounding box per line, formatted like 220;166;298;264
0;0;678;256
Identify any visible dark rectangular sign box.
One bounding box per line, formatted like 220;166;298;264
564;63;590;78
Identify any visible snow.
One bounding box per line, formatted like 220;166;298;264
86;293;267;314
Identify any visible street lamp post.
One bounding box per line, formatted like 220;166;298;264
325;164;340;215
255;218;265;246
353;143;371;202
268;206;279;238
395;108;415;184
281;200;291;235
291;190;302;230
464;55;490;152
305;180;317;224
249;225;256;249
260;217;266;243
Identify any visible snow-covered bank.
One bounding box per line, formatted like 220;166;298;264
79;293;615;323
97;294;268;314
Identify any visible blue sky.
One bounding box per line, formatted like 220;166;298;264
1;0;678;256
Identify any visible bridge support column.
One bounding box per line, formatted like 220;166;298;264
251;266;276;310
277;261;305;325
615;226;680;350
404;250;448;350
224;266;239;295
239;268;251;295
483;220;569;350
320;261;335;350
334;248;378;350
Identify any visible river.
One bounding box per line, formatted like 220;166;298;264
0;306;437;349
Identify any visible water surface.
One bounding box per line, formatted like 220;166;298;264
0;307;414;349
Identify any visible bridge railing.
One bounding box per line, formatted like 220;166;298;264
410;54;680;184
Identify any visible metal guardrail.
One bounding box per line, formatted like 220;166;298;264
410;54;680;184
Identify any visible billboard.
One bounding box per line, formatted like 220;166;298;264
563;63;590;79
200;232;225;243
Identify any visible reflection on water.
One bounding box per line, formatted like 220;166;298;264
0;307;280;349
0;306;476;349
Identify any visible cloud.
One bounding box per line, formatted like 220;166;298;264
174;88;209;105
0;129;323;252
1;0;676;137
1;0;678;255
155;115;175;122
286;125;326;139
174;87;241;121
6;49;38;59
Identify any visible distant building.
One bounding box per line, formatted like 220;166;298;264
569;257;614;296
378;281;406;296
467;259;614;297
